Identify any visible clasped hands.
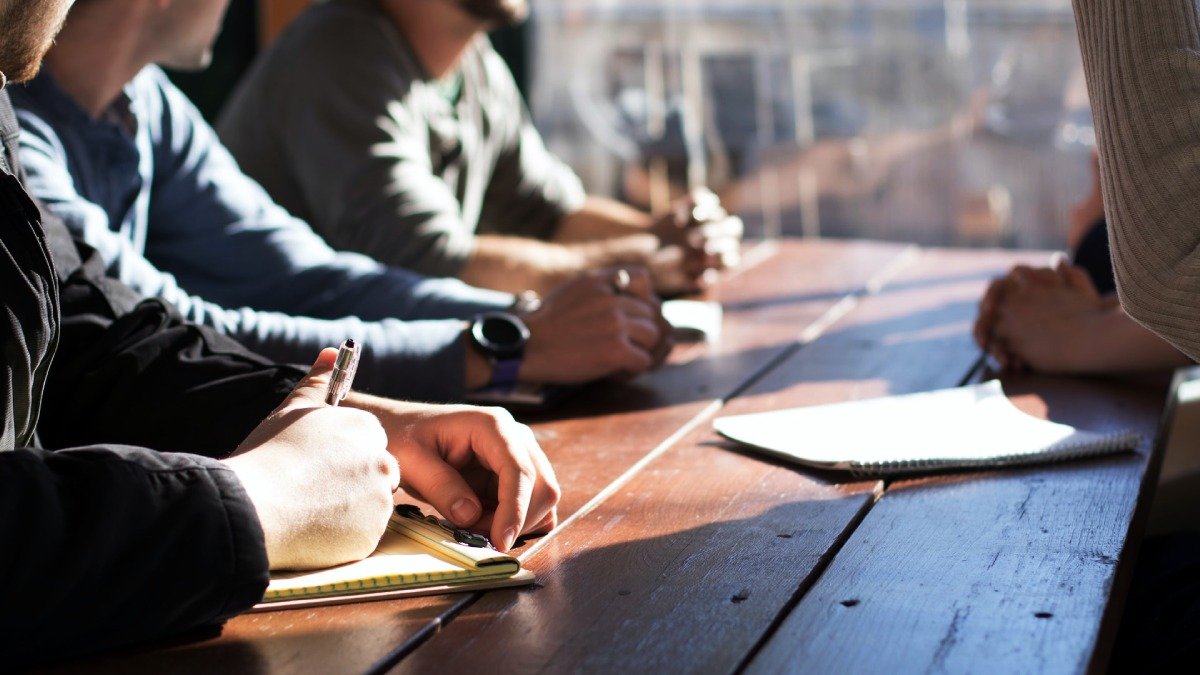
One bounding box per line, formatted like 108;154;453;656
973;257;1110;373
649;188;744;295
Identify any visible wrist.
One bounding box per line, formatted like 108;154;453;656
464;327;494;390
466;313;529;389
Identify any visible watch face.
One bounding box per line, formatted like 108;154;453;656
473;312;529;358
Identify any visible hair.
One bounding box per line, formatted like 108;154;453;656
0;0;69;84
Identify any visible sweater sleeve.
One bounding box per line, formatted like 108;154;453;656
0;446;269;668
1072;0;1200;360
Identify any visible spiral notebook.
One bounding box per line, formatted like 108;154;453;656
253;505;534;611
714;380;1141;477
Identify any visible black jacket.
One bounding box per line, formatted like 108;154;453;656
0;90;302;666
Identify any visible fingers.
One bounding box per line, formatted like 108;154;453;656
654;190;742;276
285;347;340;409
1010;265;1063;288
395;409;561;553
608;266;656;304
603;268;671;365
399;444;485;528
382;451;402;499
618;310;663;352
473;417;552;552
974;277;1008;348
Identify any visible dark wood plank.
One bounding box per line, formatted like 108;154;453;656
49;239;909;674
392;246;1037;673
745;374;1167;674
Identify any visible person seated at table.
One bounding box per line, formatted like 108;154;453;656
0;3;558;667
11;0;671;406
216;0;743;298
1070;0;1200;670
972;151;1191;375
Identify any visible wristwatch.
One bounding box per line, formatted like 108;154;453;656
470;311;530;389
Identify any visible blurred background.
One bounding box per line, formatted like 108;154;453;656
527;0;1091;249
183;0;1093;251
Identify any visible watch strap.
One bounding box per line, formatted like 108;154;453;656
488;357;523;390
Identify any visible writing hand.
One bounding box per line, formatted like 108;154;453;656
224;349;399;570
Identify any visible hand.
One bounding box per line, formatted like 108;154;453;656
360;401;561;552
649;188;743;295
984;261;1106;373
223;349;399;570
519;267;672;384
974;263;1071;369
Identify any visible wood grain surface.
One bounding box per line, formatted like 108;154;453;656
47;242;1162;675
49;239;909;674
390;247;1043;674
745;376;1168;674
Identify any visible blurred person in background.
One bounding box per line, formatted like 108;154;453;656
219;0;743;298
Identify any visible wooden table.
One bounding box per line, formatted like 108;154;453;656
63;239;1168;674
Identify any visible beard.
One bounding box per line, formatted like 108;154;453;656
0;1;70;85
456;0;529;28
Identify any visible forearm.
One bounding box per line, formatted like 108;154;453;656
1073;306;1193;373
554;196;654;243
1072;0;1200;359
462;195;665;297
459;233;657;295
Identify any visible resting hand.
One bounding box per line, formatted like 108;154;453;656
224;349;399;570
352;399;561;552
520;267;672;383
650;188;743;294
987;262;1106;373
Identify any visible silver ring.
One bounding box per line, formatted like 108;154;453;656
612;268;631;295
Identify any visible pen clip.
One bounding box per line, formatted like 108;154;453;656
394;504;493;549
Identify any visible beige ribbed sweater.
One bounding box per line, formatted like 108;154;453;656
1074;0;1200;361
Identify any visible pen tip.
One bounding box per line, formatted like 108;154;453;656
345;339;356;348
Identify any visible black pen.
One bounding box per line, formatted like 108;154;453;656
325;339;361;406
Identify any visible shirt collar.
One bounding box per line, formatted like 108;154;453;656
21;68;139;139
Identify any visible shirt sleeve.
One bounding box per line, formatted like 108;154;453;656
1072;0;1200;361
0;445;269;667
146;68;512;323
15;75;512;402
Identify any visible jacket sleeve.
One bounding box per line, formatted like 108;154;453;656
34;210;304;453
0;445;269;668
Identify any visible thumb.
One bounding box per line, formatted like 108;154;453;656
284;347;340;409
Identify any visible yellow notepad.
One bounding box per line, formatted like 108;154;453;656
254;505;534;611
